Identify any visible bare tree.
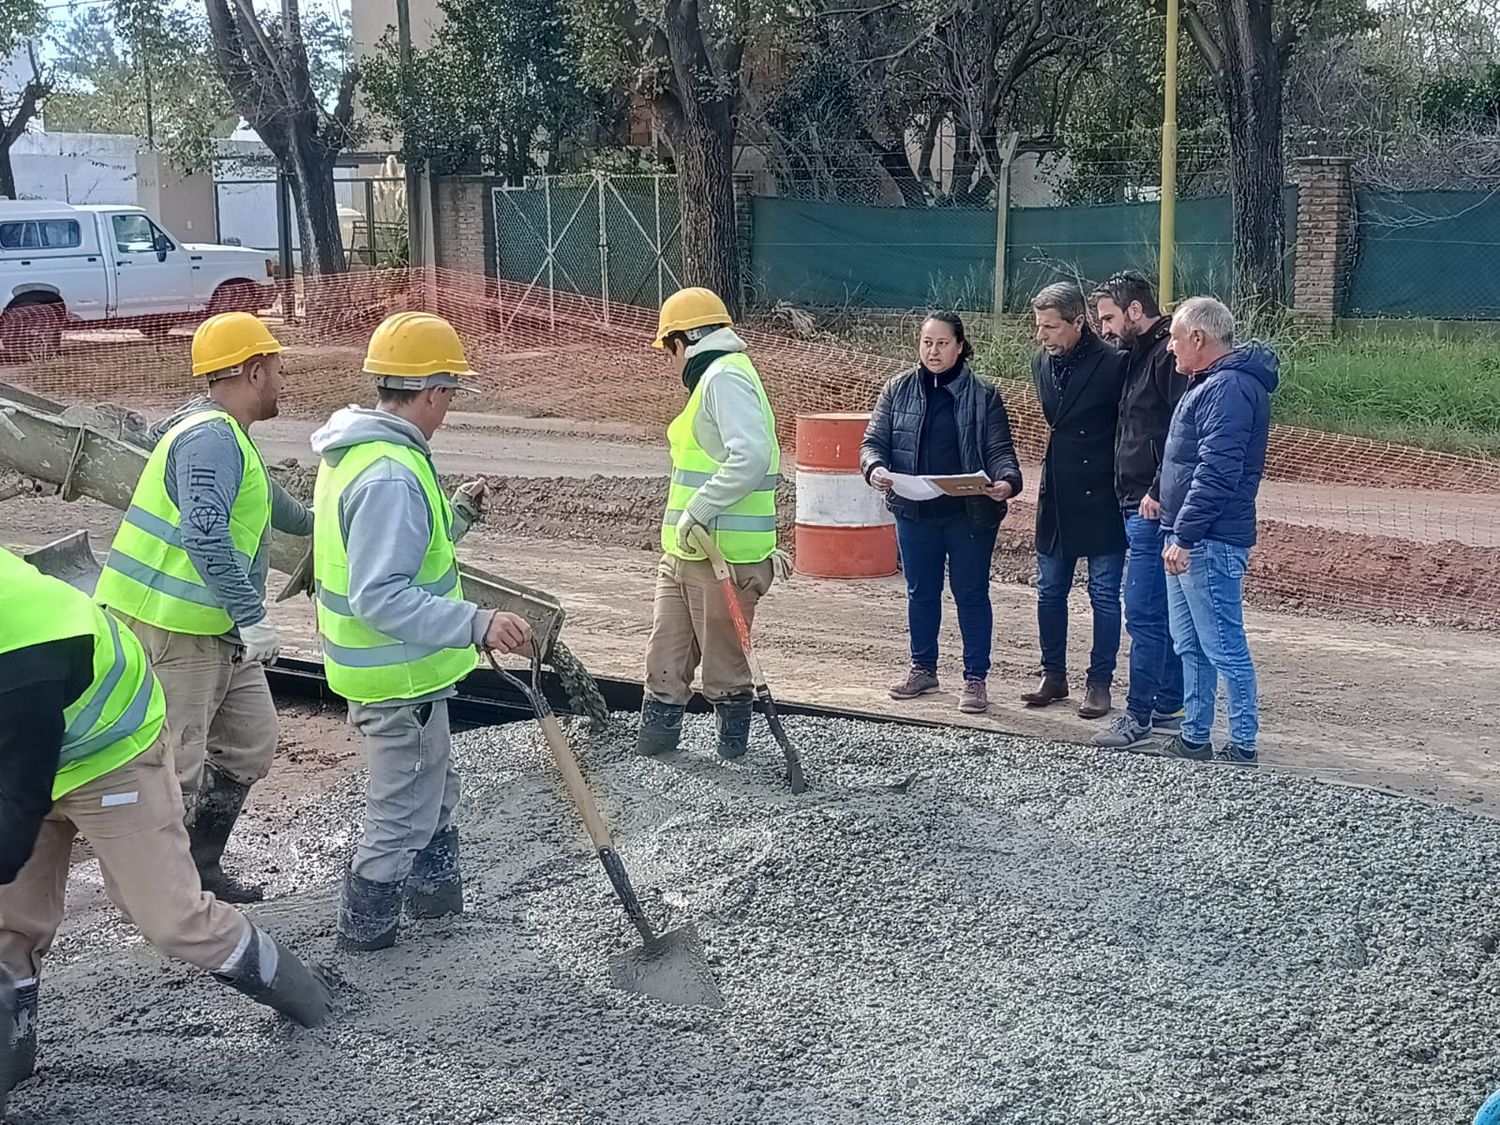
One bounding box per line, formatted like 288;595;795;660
205;0;356;276
0;40;48;200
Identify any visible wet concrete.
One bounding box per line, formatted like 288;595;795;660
8;714;1500;1124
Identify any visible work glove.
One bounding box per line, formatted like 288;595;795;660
770;548;794;583
675;509;708;557
238;620;282;665
452;478;488;527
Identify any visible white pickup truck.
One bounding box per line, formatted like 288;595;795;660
0;201;279;358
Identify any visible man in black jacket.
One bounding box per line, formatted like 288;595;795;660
1023;283;1128;718
1090;272;1189;749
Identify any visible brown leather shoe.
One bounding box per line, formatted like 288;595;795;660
1077;682;1113;719
1021;671;1069;707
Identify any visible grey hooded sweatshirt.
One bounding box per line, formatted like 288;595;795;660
310;406;493;703
680;327;780;526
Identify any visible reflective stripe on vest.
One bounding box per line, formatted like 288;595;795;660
0;549;167;799
661;352;781;564
311;440;477;704
95;409;270;636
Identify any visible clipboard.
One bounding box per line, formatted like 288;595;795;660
929;474;992;496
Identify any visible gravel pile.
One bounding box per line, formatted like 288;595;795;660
11;714;1500;1125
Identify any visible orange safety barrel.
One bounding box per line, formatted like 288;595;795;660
793;412;898;579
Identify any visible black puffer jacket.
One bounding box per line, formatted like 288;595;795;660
859;365;1024;525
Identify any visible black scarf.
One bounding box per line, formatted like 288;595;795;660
682;350;731;393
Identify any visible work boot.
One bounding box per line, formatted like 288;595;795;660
405;825;463;919
2;972;36;1098
1077;682;1113;720
638;698;684;756
889;665;939;700
1021;670;1069;707
959;677;989;714
214;926;336;1028
189;766;264;904
714;698;754;760
338;869;404;952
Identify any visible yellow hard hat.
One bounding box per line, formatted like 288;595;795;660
191;312;283;377
653;287;732;349
364;311;472;387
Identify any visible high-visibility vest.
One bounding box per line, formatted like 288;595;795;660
661;352;780;564
95;409;270;635
312;439;477;704
0;549;166;799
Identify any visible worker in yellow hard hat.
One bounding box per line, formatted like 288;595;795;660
642;286;783;762
310;312;531;951
94;311;311;904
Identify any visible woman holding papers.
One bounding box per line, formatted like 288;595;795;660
860;312;1023;714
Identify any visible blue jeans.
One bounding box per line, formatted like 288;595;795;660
895;515;999;679
1036;549;1125;685
1166;539;1259;748
1123;511;1185;723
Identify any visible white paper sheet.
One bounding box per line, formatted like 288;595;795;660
887;471;990;501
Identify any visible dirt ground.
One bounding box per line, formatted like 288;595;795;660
4;490;1498;822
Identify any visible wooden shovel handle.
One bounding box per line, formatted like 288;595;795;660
535;709;616;852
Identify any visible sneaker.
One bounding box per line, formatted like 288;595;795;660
1216;742;1258;767
1158;734;1212;762
959;677;988;714
1151;709;1184;734
1092;712;1152;750
890;666;940;700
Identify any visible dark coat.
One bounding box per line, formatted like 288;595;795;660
1159;343;1280;549
1032;330;1128;558
859;364;1024;526
1115;317;1189;508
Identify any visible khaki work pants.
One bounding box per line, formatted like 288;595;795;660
0;738;251;983
644;554;773;706
121;617;278;803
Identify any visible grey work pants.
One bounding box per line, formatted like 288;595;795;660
348;698;461;885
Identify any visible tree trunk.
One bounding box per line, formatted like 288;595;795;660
665;111;741;314
1216;0;1287;314
0;146;15;200
287;138;343;276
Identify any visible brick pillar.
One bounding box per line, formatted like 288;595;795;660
432;177;489;277
1291;157;1354;332
734;173;755;311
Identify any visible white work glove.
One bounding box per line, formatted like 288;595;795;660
452;477;488;526
238;620;281;665
675;509;708;556
771;548;793;583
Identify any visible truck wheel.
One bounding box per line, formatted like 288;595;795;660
210;281;262;315
1;303;63;361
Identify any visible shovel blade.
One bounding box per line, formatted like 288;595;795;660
23;530;102;594
608;924;724;1009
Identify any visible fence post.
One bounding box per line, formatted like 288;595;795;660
1291;156;1354;334
991;132;1020;332
598;171;610;326
545;174;555;333
654;174;664;309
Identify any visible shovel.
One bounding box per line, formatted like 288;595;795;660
689;528;808;794
23;530;103;594
484;649;723;1009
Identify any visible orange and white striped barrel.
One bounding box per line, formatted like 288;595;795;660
794;412;898;578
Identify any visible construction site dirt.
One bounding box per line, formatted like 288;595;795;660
3;407;1499;1123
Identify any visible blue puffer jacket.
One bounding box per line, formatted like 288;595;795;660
1160;343;1280;549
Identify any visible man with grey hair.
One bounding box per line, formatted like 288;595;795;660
1023;281;1128;718
1158;296;1279;764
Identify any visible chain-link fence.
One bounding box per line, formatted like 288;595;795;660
491;173;685;331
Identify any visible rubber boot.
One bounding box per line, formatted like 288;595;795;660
637;698;684;756
214;926;335;1029
337;869;405;952
405;825;463;919
2;973;37;1097
714;698;753;760
189;766;265;904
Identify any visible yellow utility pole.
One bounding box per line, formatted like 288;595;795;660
1158;0;1180;310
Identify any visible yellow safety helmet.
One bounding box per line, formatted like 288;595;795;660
653;287;732;349
191;312;283;377
364;311;472;388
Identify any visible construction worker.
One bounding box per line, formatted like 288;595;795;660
639;287;783;761
0;548;333;1100
93;312;309;904
310;312;531;952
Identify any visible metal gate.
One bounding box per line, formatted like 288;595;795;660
491;173;683;330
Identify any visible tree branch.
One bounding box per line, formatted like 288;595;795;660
1183;5;1225;76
